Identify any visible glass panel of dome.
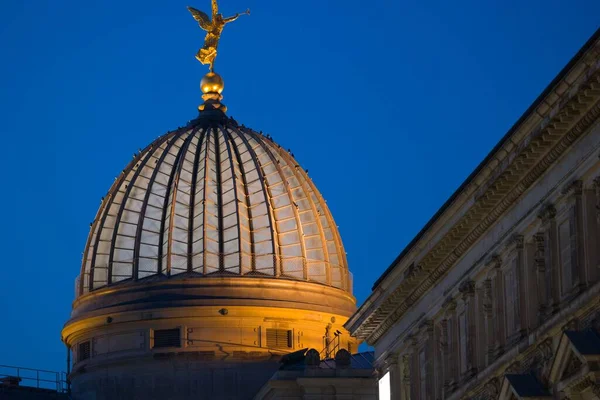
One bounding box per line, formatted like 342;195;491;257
272;194;290;208
255;255;275;274
277;218;297;233
299;211;315;223
223;241;239;254
253;227;271;242
138;258;158;277
306;248;324;261
191;254;202;273
112;262;132;280
224;254;239;272
288;176;300;189
241;254;251;274
281;261;303;279
114;248;133;261
307;262;326;283
279;231;300;246
303;223;319;236
205;253;219;273
329;254;339;266
252;213;269;229
171;239;186;254
223;226;238;242
206;238;218;253
223;214;237;229
206;215;218;231
97;240;111;254
273;205;292;220
254;241;272;254
141;229;159;245
191;237;203;259
118;223;137;237
140;244;158;257
291;187;305;201
171;256;187;274
331;267;342;288
296;198;310;211
240;239;251;254
281;244;301;257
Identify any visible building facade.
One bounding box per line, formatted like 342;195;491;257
346;29;600;399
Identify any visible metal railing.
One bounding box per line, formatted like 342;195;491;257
0;365;68;393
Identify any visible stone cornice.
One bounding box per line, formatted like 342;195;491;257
351;65;600;343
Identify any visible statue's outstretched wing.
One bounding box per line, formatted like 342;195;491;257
187;6;212;30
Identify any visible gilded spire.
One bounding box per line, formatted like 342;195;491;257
188;1;249;113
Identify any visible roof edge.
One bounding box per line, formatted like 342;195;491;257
370;26;600;292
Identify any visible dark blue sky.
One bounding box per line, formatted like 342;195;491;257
0;0;598;372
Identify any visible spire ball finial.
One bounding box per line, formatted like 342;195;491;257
199;71;227;113
201;71;224;94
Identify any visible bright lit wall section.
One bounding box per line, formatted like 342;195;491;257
379;371;391;400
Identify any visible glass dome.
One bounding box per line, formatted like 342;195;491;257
77;116;350;297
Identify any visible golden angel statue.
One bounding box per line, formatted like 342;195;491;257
188;1;250;71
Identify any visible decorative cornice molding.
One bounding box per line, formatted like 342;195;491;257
356;69;600;343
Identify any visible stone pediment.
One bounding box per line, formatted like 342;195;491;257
549;330;600;383
498;373;551;400
549;330;600;396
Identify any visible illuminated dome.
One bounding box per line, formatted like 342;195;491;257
63;70;357;400
77;113;350;296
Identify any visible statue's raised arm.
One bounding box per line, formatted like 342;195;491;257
224;9;250;24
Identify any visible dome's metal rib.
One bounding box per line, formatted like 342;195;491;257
264;139;332;284
224;127;255;274
187;127;207;272
106;137;166;285
303;166;349;290
81;189;114;294
158;131;196;275
88;141;157;290
229;126;278;275
219;125;244;273
212;127;226;273
245;129;307;280
132;130;187;279
164;126;201;275
198;128;212;274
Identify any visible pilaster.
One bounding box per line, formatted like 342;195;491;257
459;280;477;381
538;203;560;314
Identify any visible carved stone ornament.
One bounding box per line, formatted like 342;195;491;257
561;180;583;196
483;377;500;398
459;280;476;296
537;204;557;222
505;360;521;374
402;354;411;383
488;254;502;269
536;338;554;362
